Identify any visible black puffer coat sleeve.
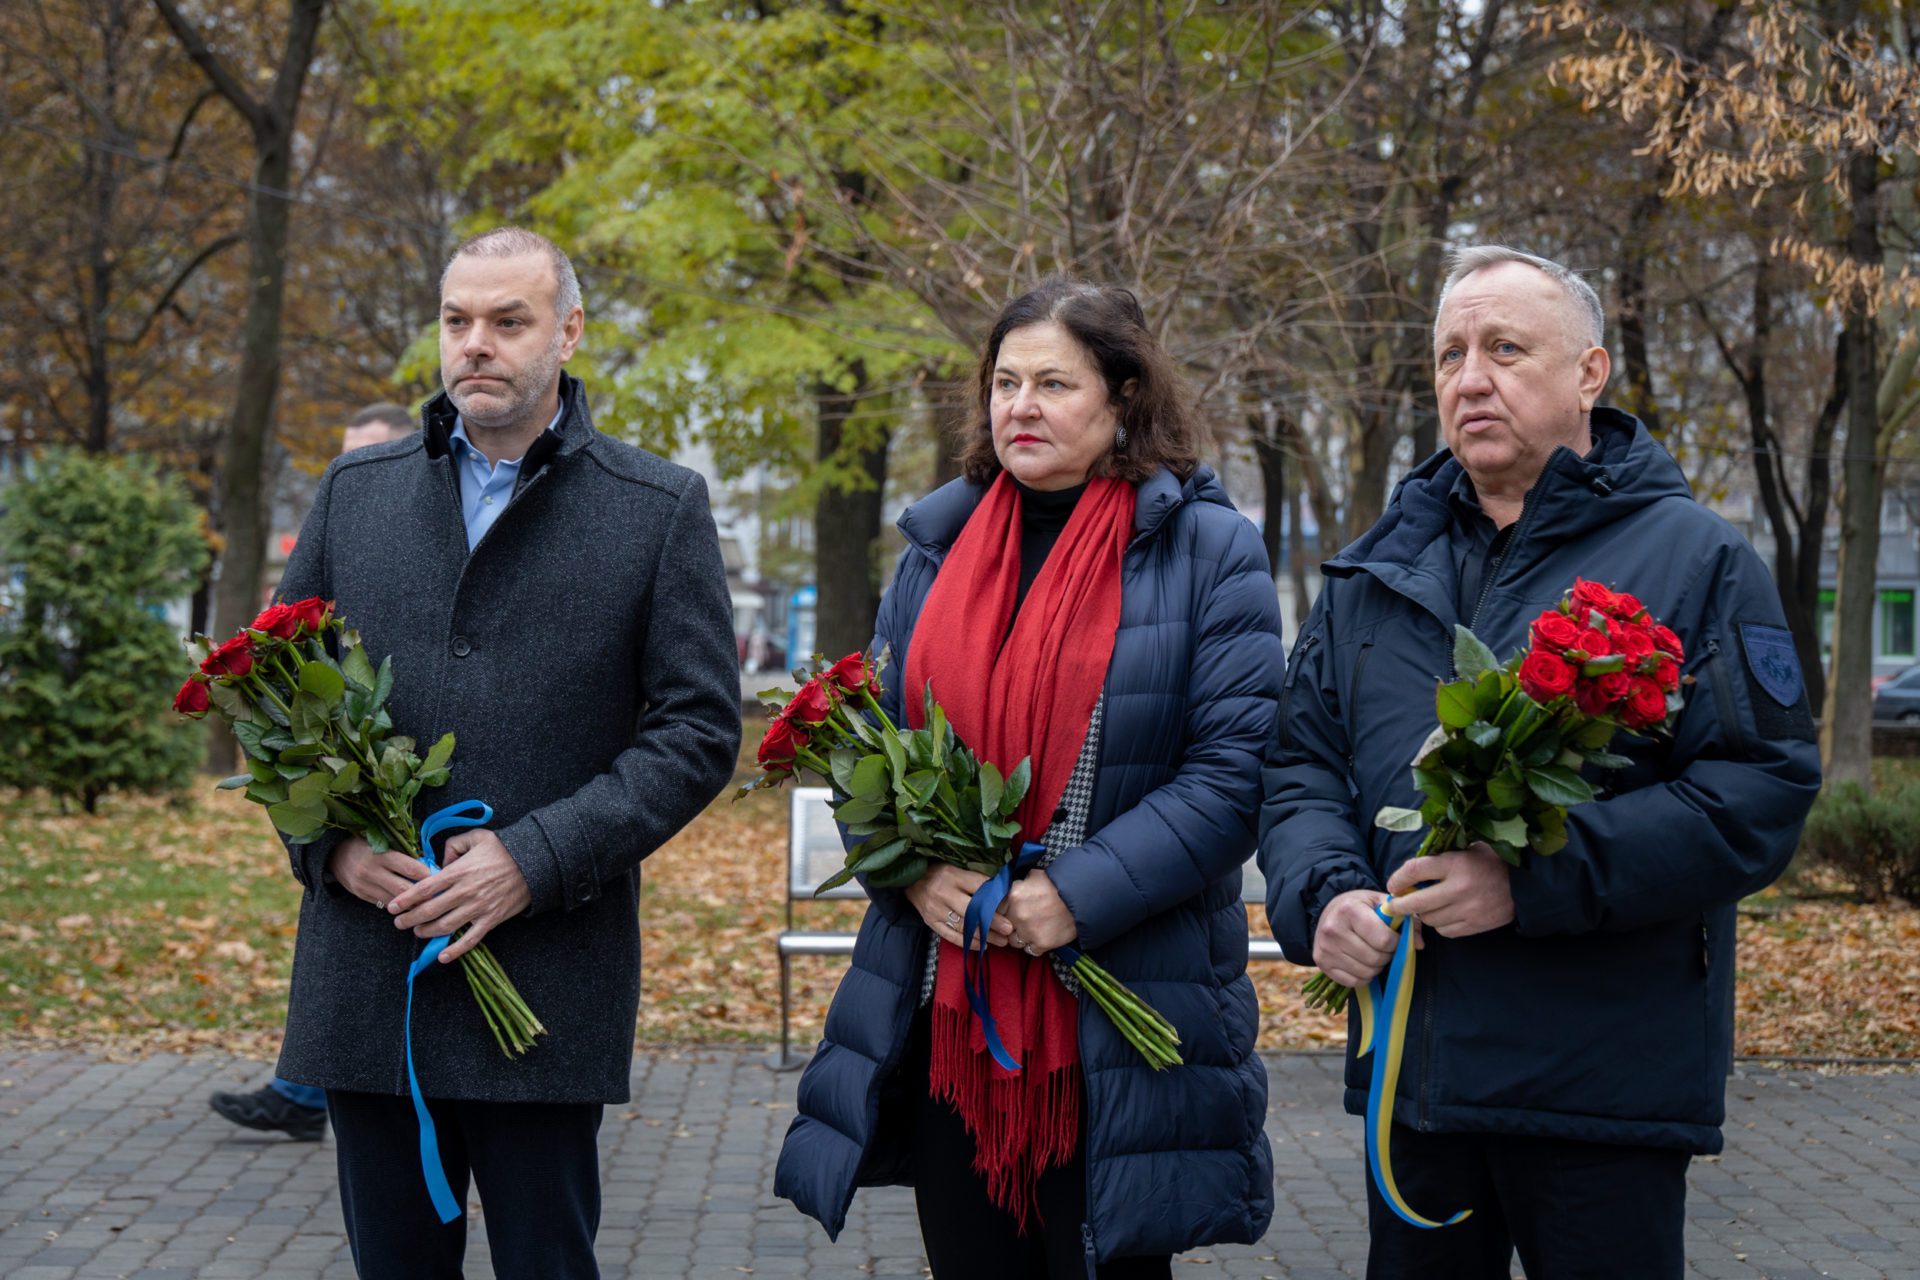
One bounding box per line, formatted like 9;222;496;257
1257;585;1381;964
1509;537;1821;934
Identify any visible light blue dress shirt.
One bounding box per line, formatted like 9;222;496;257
448;407;563;550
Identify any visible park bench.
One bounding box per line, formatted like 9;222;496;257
769;786;1286;1070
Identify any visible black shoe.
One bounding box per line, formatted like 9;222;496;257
209;1085;328;1140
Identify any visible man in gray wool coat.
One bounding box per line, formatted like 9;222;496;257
271;226;741;1279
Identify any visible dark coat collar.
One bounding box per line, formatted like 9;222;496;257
421;371;596;473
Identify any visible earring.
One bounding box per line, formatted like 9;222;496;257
1114;426;1129;450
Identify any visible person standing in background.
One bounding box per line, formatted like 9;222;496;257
208;400;419;1141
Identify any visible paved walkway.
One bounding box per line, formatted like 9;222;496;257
1;1048;1917;1278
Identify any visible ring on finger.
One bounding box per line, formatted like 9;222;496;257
944;909;960;928
1024;943;1039;957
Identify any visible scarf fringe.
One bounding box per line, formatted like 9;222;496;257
929;967;1083;1228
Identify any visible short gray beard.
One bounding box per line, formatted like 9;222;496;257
443;328;566;432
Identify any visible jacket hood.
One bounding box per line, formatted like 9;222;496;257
421;371;595;468
1327;407;1693;577
897;465;1232;563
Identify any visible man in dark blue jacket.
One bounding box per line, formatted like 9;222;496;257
1258;245;1821;1278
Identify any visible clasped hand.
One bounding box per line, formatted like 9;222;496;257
326;828;532;964
904;863;1076;954
1312;842;1515;988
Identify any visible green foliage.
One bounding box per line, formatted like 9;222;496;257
1798;781;1920;904
0;451;207;811
1373;625;1624;867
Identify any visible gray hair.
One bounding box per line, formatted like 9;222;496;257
442;226;582;321
1435;244;1606;352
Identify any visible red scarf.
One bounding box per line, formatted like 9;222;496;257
904;471;1133;1221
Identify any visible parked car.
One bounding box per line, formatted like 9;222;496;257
1872;664;1920;723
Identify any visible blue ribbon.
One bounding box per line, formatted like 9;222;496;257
960;841;1049;1071
404;798;494;1226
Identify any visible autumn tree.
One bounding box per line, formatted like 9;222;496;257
1552;0;1920;789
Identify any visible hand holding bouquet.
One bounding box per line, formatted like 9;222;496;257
742;651;1183;1069
1304;578;1688;1014
177;600;545;1057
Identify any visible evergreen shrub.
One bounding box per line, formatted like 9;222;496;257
1797;779;1920;903
0;450;208;810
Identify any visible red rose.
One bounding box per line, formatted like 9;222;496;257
1625;677;1669;728
251;602;300;639
1610;591;1646;622
1571;579;1619;616
758;715;801;768
1519;651;1577;702
1650;624;1684;659
1574;678;1615;718
1572;627;1612;660
286;597;332;634
1615;626;1657;669
173;678;211;718
788;677;835;725
1651;657;1680;692
1596;670;1632;704
826;653;875;695
201;634;255;679
1532;612;1582;652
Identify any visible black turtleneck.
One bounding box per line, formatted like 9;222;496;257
1014;476;1088;613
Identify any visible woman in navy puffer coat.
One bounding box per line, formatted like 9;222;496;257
774;281;1282;1275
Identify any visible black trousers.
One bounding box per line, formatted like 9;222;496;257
1363;1125;1690;1279
326;1088;603;1280
902;1009;1172;1280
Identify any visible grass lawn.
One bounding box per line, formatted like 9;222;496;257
0;755;1916;1063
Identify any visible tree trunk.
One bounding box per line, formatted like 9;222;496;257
152;0;326;639
1617;192;1666;435
1823;149;1883;790
813;367;891;663
1249;410;1285;581
1288;475;1312;634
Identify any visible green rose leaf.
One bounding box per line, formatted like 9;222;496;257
830;748;862;793
215;774;251;791
342;644;377;690
1533;808;1570;855
1435;680;1477;728
882;730;908;785
849;753;890;802
1465;720;1501;749
206;680;253;724
1413;723;1451;765
865;854;929;890
1486;770;1528;809
418;768;450;788
329;761;361;793
1375;805;1425;832
833;795;884;826
851;836;911;875
421;731;455;775
1001;758;1031;816
979;761;1005;818
299;661;345;705
1453;625;1499;682
1524;765;1596;807
287;771;332;807
372;655;394;709
1582;749;1635;770
267;801;325;840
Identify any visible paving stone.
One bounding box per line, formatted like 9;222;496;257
2;1048;1919;1275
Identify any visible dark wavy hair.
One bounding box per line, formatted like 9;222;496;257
960;278;1200;486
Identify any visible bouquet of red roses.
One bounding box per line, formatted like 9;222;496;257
742;651;1183;1069
1302;578;1687;1015
176;599;544;1057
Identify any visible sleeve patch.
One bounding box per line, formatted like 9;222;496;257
1738;623;1804;707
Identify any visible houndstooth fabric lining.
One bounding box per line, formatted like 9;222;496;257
918;697;1104;1004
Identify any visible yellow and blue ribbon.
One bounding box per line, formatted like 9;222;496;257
1353;898;1472;1230
960;841;1049;1071
405;798;493;1225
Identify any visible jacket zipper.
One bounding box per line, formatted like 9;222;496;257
1346;641;1373;770
1276;632;1318;750
1082;1221;1098;1280
1704;639;1749;758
